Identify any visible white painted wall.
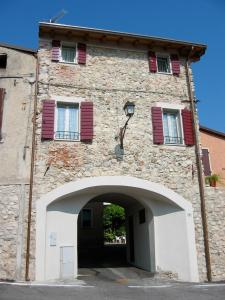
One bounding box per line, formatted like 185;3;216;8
46;199;78;279
126;203;153;272
149;198;199;282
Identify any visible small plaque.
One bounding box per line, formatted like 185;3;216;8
49;232;57;246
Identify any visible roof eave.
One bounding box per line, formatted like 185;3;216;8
200;126;225;139
39;22;207;61
0;42;36;54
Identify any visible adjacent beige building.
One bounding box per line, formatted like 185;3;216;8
0;43;36;280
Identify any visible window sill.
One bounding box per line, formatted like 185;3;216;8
59;61;78;65
54;138;80;142
164;144;185;148
153;144;187;150
157;71;172;75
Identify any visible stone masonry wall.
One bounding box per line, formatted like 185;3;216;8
0;184;29;280
205;187;225;281
31;38;208;280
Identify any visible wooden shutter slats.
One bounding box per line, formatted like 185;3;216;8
182;109;195;146
171;54;180;75
42;100;55;140
80;102;93;141
52;40;61;62
151;107;164;144
77;43;87;64
148;51;157;73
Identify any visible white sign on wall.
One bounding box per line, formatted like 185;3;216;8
49;232;57;246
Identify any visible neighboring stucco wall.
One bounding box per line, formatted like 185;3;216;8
200;131;225;186
0;47;36;280
205;187;225;280
0;47;36;182
31;37;208;281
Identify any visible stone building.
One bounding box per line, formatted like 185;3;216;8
0;22;225;283
34;22;208;282
0;43;36;280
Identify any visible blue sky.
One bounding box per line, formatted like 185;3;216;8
1;0;224;132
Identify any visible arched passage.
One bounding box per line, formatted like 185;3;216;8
77;193;153;272
36;176;199;282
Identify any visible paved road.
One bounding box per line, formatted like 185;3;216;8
1;267;225;300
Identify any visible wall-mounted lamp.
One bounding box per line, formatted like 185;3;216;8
119;101;135;149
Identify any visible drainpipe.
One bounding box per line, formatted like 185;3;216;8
25;54;39;281
185;48;212;282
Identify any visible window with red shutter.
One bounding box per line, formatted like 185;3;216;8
52;41;87;65
0;88;5;140
162;110;183;144
156;55;171;74
152;106;195;146
55;102;79;140
41;100;55;140
80;102;93;141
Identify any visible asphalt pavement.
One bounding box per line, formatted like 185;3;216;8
0;267;225;300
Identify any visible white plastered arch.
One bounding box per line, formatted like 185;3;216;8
35;176;199;282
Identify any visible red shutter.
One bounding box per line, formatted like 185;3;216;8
52;40;61;62
202;149;211;176
148;51;157;73
77;43;87;65
151;107;164;144
41;100;55;140
80;102;93;141
182;109;195;146
0;88;5;140
171;54;180;75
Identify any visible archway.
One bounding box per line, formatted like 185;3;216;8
36;176;199;282
77;193;152;272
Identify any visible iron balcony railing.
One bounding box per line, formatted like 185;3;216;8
164;136;183;144
55;131;79;140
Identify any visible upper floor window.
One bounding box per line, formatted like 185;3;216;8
55;102;79;140
157;55;171;74
0;54;7;69
163;110;182;144
61;45;76;63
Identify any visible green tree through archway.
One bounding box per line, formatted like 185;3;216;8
103;204;126;242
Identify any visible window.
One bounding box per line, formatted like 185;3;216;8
81;209;92;228
163;110;182;144
55;102;79;140
61;45;76;63
0;54;7;69
157;55;171;73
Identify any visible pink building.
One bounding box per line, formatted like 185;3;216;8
200;126;225;186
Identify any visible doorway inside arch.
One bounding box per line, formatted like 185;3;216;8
77;193;152;272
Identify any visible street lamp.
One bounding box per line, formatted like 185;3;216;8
119;101;135;149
